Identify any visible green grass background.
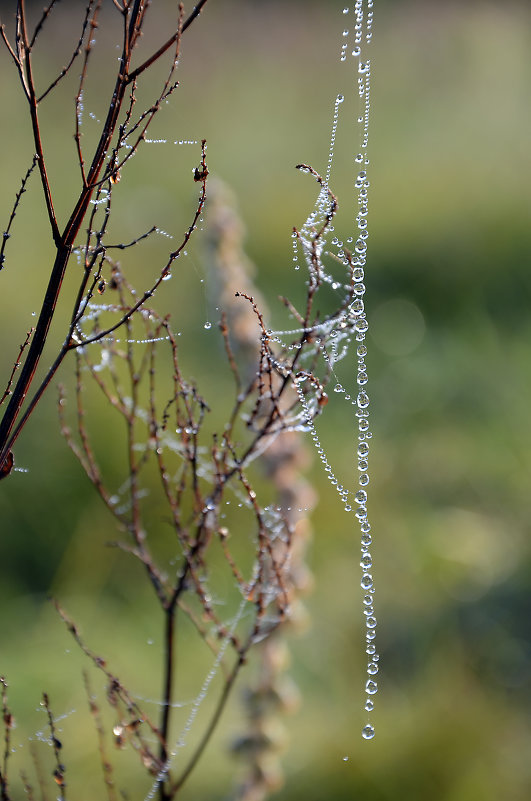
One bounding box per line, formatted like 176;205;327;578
1;1;531;799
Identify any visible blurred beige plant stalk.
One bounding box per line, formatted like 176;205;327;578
205;180;316;801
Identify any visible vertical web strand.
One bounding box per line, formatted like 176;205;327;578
348;0;377;742
268;1;379;744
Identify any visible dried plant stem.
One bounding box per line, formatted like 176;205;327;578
0;1;210;476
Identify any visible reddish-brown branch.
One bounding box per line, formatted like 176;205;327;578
0;4;208;476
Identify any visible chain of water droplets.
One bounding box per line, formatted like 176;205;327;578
340;0;378;743
288;1;378;742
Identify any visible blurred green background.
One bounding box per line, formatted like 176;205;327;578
1;1;531;799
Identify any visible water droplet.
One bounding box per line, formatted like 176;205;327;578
360;553;372;569
204;322;212;330
365;698;374;712
362;724;375;740
361;574;373;589
357;442;369;458
365;679;378;695
336;94;344;103
367;662;379;675
343;755;349;762
357;391;370;408
366;616;377;629
343;7;349;13
355;490;367;504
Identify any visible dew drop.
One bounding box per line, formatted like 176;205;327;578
357;391;370;408
364;698;374;712
362;724;375;740
365;679;378;695
204;322;212;330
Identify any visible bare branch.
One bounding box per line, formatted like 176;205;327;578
37;1;99;103
0;156;38;273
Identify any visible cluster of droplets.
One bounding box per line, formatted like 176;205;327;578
349;0;377;744
325;93;345;188
143;138;198;146
333;2;377;743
